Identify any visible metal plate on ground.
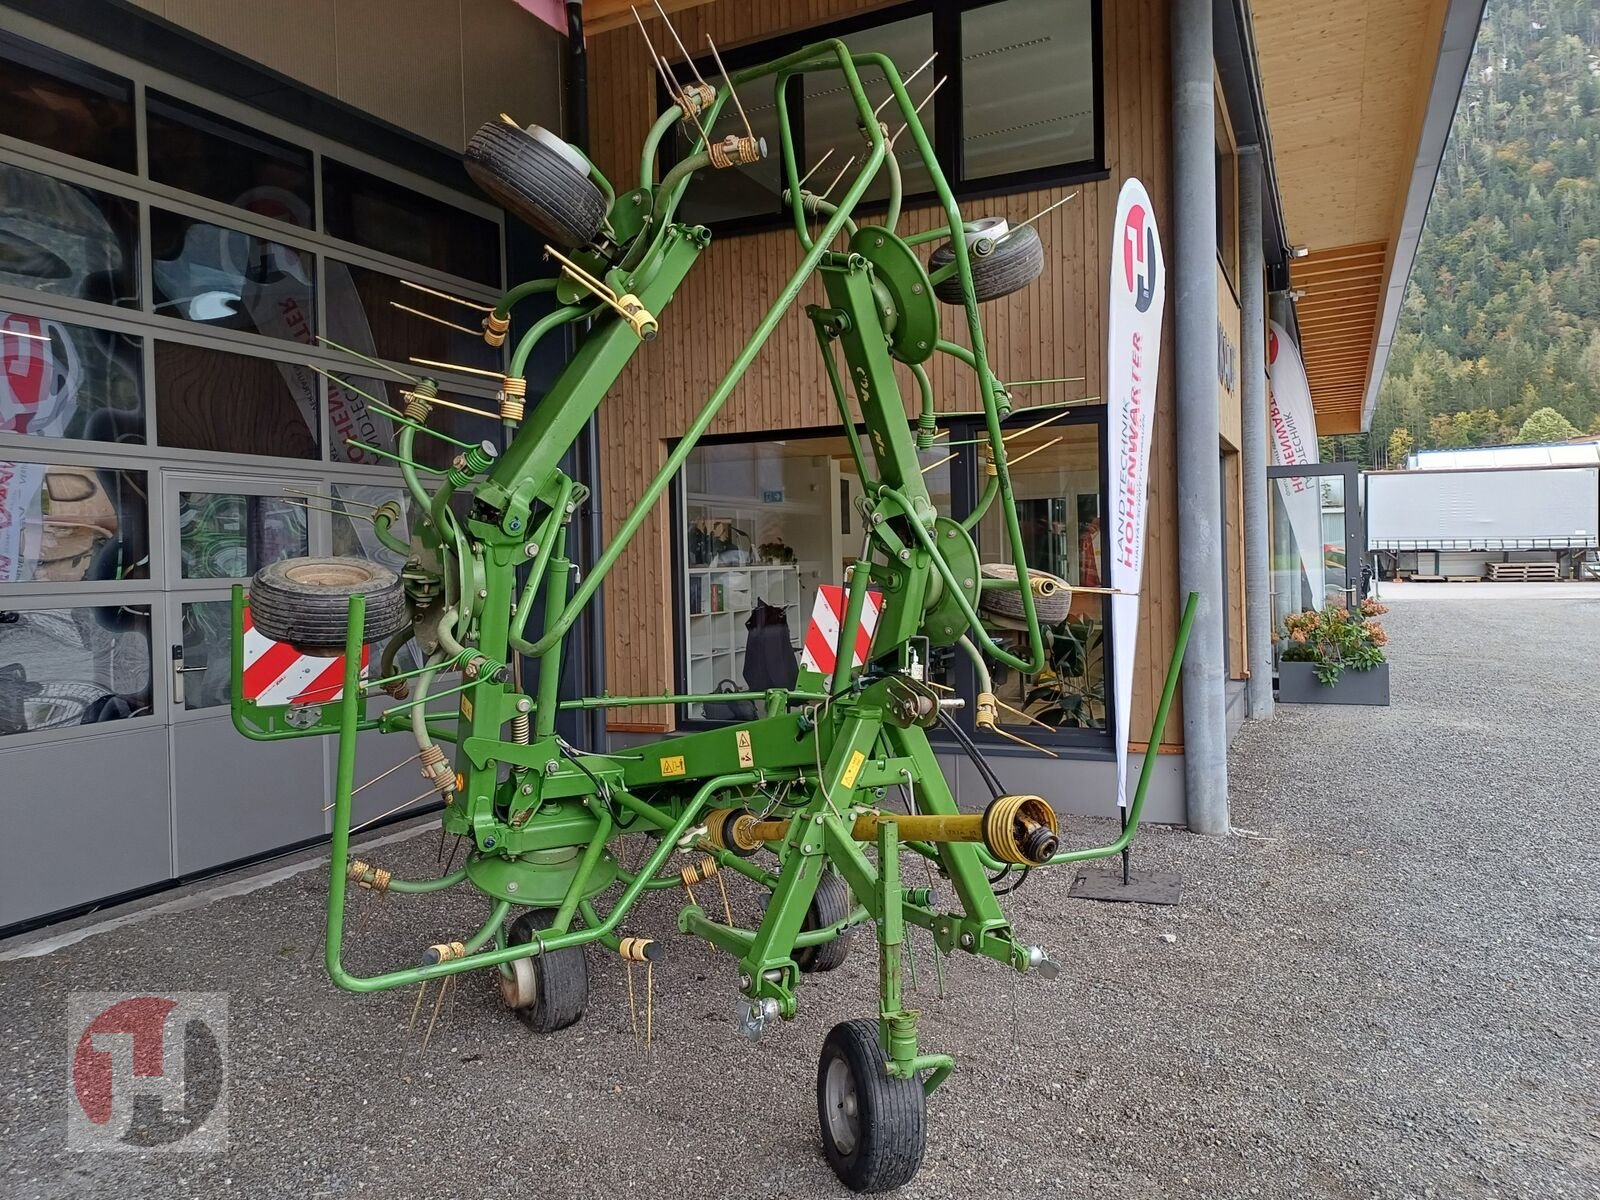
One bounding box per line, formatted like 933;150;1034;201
1069;868;1181;905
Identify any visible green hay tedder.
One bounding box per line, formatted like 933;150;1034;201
231;25;1193;1192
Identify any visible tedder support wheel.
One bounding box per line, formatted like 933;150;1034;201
795;869;855;973
503;909;589;1033
927;221;1045;305
817;1018;928;1193
464;119;607;249
248;557;407;655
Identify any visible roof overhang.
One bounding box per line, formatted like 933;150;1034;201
1250;0;1486;435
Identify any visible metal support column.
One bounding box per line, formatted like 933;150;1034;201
1171;0;1229;835
1238;146;1273;722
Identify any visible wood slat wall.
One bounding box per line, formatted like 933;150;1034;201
586;0;1181;744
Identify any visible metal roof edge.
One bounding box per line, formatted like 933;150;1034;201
1359;0;1489;432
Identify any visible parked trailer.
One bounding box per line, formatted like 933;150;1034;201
1366;465;1600;579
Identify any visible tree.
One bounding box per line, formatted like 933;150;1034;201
1387;427;1416;465
1515;406;1581;443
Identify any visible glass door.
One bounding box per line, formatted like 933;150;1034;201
1266;461;1363;652
159;469;328;872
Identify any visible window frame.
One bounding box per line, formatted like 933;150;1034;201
667;404;1116;756
657;0;1106;238
0;13;510;753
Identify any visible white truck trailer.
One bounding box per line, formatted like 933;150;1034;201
1365;465;1600;580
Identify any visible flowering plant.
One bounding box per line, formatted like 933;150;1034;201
1280;598;1389;687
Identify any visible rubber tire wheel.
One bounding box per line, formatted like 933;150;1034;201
817;1017;928;1193
927;223;1046;304
507;909;590;1033
464;121;607;249
248;557;406;654
795;870;855;973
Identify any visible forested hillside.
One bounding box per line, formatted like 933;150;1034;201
1364;0;1600;464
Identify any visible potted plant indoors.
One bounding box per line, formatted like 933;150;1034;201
1277;599;1391;706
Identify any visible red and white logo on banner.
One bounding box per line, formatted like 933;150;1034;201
800;584;883;676
240;607;368;706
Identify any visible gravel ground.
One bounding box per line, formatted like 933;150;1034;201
2;596;1597;1199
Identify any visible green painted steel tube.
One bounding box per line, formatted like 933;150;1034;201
324;595;371;988
464;900;514;953
511;303;588;378
552;805;613;932
324;770;761;992
495;276;558;317
518;133;888;658
810;317;871;481
832;561;872;692
962;472;1000;531
387;867;469;894
508;473;574;651
372;511;411;557
955;634;993;695
879;484;1040;672
610;864;683;891
883;144;903;233
1044;590;1200;863
963;590;1200;874
533;540;571;739
557;689;824;709
903;225;952;246
640;106;682;187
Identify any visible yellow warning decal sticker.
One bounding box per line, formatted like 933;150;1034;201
459;695;473;721
660;755;687;777
735;729;754;768
840;749;866;789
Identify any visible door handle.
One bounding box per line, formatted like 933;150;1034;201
171;645;205;707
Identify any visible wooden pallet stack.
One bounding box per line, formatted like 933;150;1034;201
1486;561;1562;582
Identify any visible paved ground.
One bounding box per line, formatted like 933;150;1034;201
3;596;1598;1198
1378;579;1600;602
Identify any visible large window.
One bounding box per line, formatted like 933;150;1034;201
0;24;506;745
666;0;1102;232
674;411;1110;748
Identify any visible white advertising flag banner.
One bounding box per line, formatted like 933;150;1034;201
1106;179;1166;809
1266;321;1325;611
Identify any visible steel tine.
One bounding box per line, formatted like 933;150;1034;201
704;36;753;141
1010;190;1079;234
389;301;483;339
400;278;493;313
797;146;835;188
315;337;418;382
874;51;936;118
408;356;506;381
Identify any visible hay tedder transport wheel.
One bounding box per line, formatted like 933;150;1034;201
795;869;855;973
504;909;589;1033
464;119;607;249
248;557;407;654
927;221;1046;305
817;1018;928;1193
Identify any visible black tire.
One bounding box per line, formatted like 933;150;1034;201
506;909;589;1033
795;870;855;973
248;557;406;654
464;120;607;249
927;223;1045;304
817;1018;928;1193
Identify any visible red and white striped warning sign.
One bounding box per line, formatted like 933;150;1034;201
800;584;884;676
241;607;369;706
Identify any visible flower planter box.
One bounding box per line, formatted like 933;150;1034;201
1277;660;1390;706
